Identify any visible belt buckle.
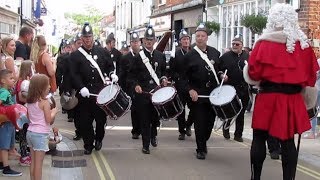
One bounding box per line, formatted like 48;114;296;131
206;82;211;88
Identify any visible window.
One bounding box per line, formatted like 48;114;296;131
220;0;271;49
159;0;166;6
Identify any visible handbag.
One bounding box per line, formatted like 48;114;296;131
60;90;78;110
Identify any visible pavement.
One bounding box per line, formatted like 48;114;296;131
1;95;320;180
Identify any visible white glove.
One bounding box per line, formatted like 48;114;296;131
110;73;119;83
80;87;90;98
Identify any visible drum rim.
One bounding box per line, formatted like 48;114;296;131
151;86;177;105
96;84;121;105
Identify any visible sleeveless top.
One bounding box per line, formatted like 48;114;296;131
34;53;57;93
27;101;50;133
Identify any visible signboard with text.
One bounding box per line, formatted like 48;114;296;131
150;15;171;31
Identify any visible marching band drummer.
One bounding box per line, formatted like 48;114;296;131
169;29;194;140
181;23;226;160
218;36;250;142
127;26;167;154
119;31;142;139
69;22;116;155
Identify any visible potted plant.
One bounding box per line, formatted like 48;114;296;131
241;14;267;35
197;21;221;35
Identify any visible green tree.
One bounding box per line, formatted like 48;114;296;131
64;6;104;38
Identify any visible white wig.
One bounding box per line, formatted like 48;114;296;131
263;3;309;53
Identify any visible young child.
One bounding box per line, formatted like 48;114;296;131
26;74;58;180
0;69;22;176
15;60;34;166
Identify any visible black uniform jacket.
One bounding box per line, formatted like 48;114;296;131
127;47;166;102
69;45;114;95
56;53;73;93
109;47;122;75
181;46;221;104
119;50;136;94
219;50;249;95
169;48;189;91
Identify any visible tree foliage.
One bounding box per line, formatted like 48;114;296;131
64;6;104;37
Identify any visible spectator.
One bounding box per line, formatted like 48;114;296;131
14;27;34;61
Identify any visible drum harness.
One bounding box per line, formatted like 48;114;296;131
194;46;243;131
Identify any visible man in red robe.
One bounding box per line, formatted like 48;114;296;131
243;3;319;180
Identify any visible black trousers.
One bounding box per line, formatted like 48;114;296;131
131;99;141;135
135;94;159;149
223;90;250;137
191;102;215;153
251;130;298;180
267;135;280;153
73;105;81;136
78;97;107;150
177;98;194;134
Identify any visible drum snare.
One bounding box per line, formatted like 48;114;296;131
209;85;242;120
96;84;131;120
151;86;184;120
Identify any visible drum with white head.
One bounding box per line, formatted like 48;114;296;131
209;85;242;120
151;86;183;120
96;84;131;120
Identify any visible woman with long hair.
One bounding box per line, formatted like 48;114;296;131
30;35;57;93
1;37;18;79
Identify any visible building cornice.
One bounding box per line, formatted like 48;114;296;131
22;19;37;28
0;7;19;19
151;0;203;18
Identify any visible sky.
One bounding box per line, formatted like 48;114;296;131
46;0;115;16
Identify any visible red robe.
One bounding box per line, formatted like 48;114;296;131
248;40;319;140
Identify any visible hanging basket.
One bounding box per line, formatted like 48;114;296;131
241;14;267;35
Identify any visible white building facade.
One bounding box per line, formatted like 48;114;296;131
115;0;152;49
0;0;20;38
206;0;295;52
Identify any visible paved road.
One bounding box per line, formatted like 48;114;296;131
2;100;320;180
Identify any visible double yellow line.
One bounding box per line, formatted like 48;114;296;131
60;129;116;180
213;131;320;179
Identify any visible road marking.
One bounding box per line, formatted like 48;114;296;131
59;128;320;179
92;152;106;180
98;151;116;180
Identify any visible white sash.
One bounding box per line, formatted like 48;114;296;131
139;50;160;86
78;47;106;84
194;46;220;84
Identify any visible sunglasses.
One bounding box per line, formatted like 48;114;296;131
232;43;242;46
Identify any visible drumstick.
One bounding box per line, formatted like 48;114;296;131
218;69;228;94
198;95;217;98
89;93;99;97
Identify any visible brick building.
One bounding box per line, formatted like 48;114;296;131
298;0;320;58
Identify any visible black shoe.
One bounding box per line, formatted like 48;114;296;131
73;135;82;141
223;130;230;140
196;152;206;160
178;133;185;140
142;147;150;154
95;141;102;151
2;166;22;176
270;151;280;160
132;134;139;139
186;126;192;136
151;137;158;147
84;147;93;155
68;118;74;122
234;136;244;142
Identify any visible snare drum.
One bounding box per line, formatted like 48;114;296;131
209;85;242;120
96;84;131;120
151;86;183;120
